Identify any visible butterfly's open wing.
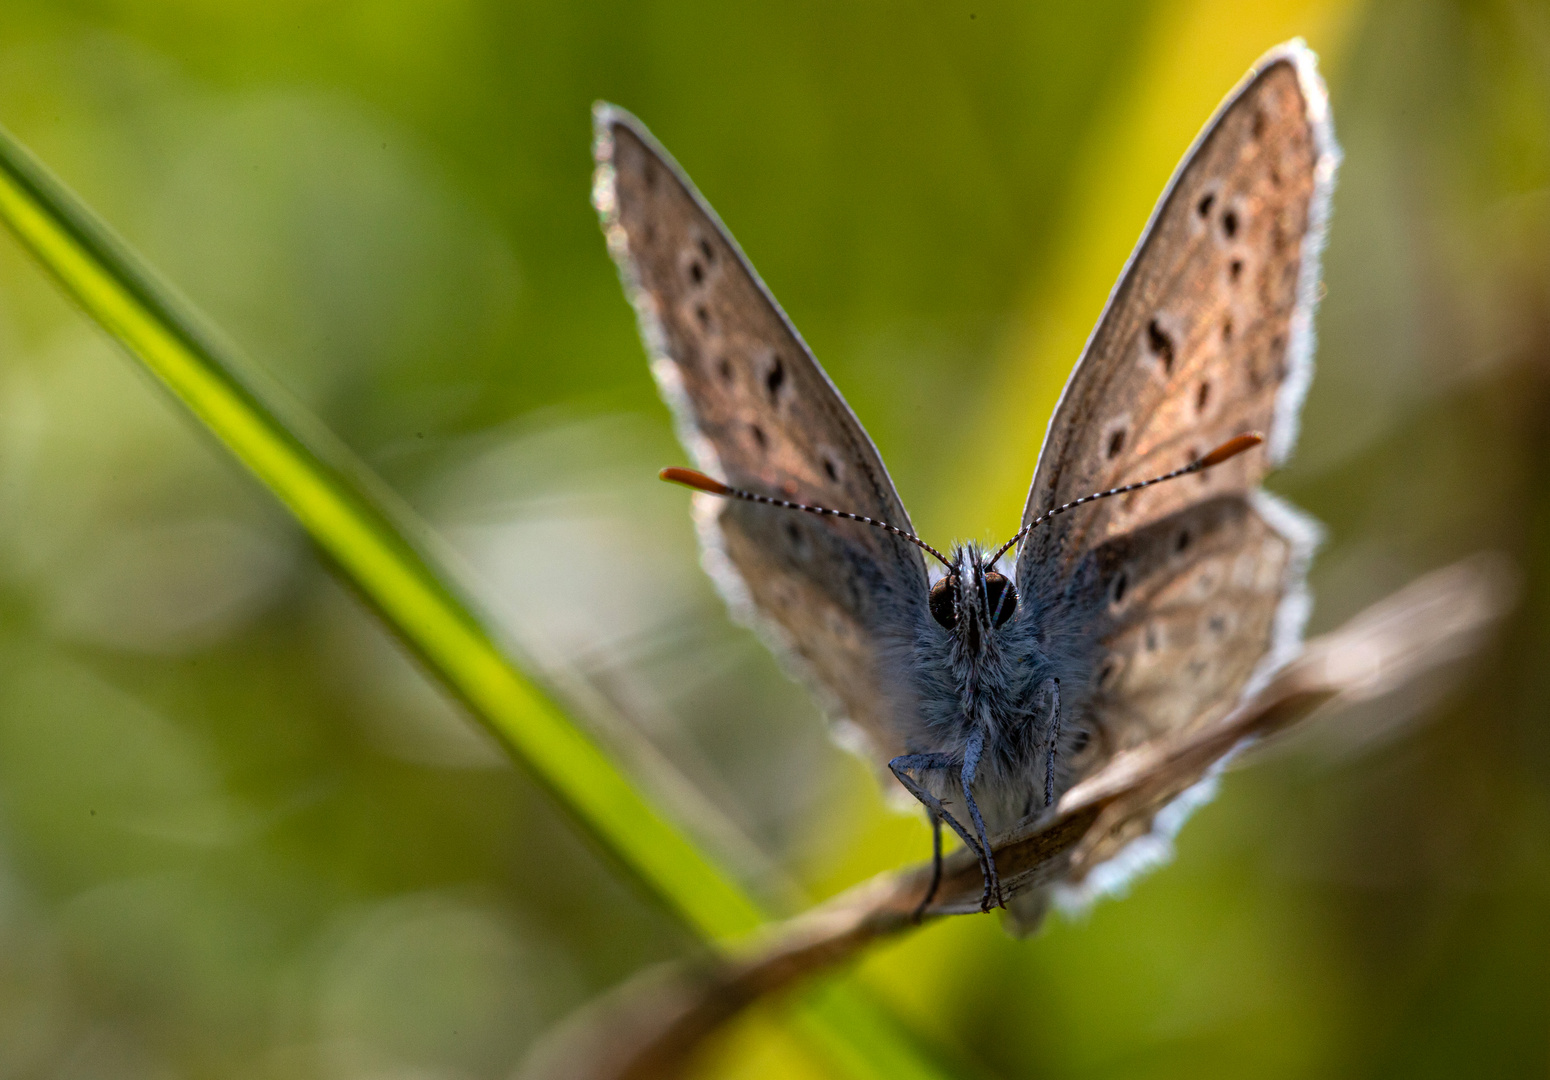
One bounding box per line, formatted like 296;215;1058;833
1017;43;1336;744
594;106;928;758
1018;44;1337;592
1006;45;1337;911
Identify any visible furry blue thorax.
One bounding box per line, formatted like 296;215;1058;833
897;541;1100;837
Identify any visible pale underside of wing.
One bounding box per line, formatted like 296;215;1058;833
1019;46;1337;596
593;107;928;757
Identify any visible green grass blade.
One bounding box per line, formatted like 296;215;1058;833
0;121;959;1080
0;123;764;944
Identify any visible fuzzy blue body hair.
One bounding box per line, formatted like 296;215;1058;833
887;541;1103;840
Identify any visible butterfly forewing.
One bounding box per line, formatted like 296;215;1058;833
1018;50;1335;593
594;108;928;756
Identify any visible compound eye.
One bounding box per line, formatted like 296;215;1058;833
984;571;1017;627
929;575;958;629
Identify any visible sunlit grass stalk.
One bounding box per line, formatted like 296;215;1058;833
0;121;957;1080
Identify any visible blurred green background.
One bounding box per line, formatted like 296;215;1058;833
0;0;1547;1078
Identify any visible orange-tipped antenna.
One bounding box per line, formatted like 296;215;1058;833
659;466;952;567
659;467;731;495
989;432;1265;565
1196;431;1263;468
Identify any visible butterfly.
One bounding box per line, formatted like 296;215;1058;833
592;40;1338;921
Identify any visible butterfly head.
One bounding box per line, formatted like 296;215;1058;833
928;546;1018;654
660;433;1264;656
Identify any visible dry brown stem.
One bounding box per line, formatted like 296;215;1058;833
521;554;1513;1080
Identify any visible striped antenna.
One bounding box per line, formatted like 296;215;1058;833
988;432;1263;565
659;432;1261;576
659;467;953;568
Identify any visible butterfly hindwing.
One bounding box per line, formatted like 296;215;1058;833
1062;494;1303;774
594;107;929;757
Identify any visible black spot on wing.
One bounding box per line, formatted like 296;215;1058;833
765;353;786;402
1107;427;1126;459
1147;319;1175;374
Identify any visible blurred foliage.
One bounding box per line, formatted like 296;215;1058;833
0;2;1547;1080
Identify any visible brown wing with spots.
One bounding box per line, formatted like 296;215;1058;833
1057;495;1304;782
1014;45;1335;787
1019;49;1336;592
593;105;927;757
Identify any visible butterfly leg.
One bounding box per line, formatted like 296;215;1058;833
889;753;984;913
912;811;944;922
1043;678;1062;809
960;729;1003;911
